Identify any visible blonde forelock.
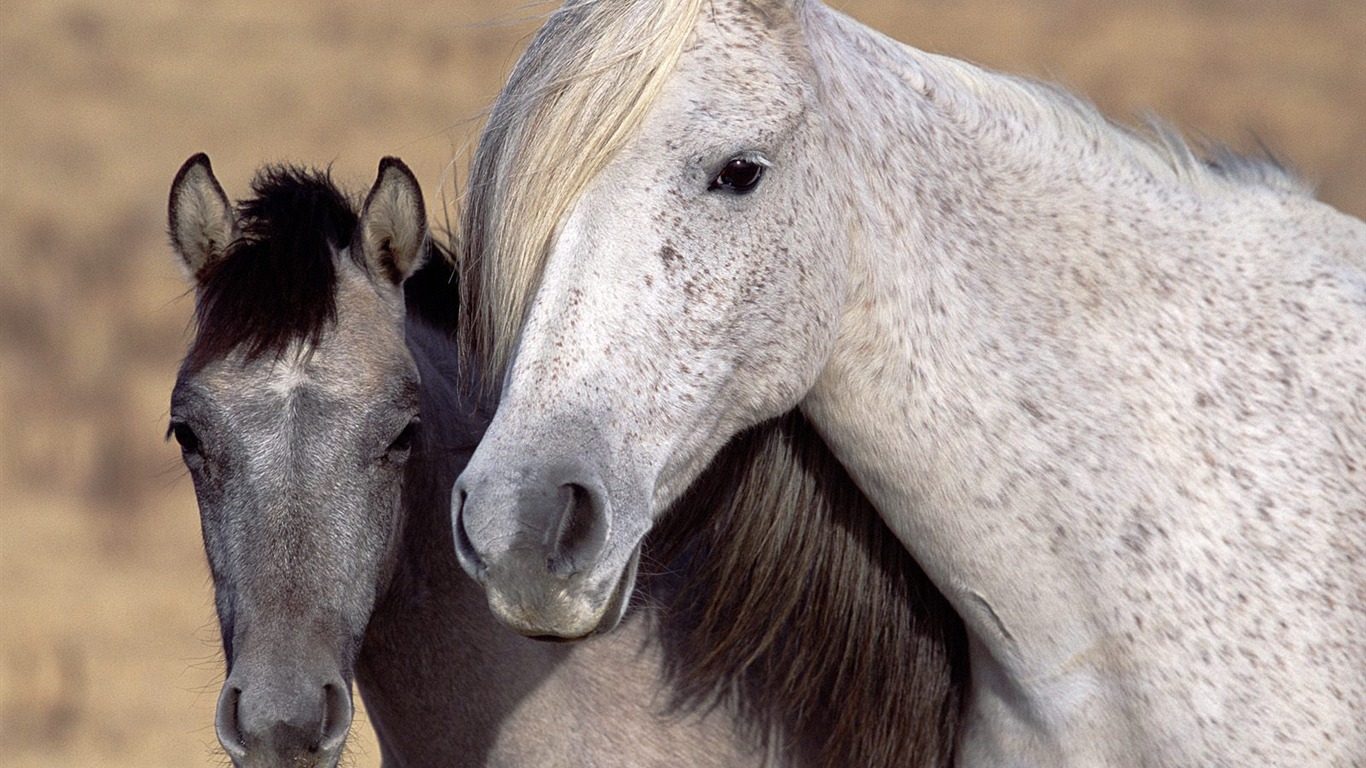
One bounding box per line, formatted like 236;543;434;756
459;0;707;385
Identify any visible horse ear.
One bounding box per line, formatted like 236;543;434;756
168;153;237;283
354;157;427;285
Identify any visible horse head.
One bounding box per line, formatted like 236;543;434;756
167;153;426;767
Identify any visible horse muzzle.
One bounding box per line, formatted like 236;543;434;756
483;545;641;639
215;664;353;768
453;453;642;638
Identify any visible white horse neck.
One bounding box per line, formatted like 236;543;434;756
799;4;1366;765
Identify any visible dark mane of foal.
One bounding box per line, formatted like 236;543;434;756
648;412;969;768
185;163;460;371
184;165;357;371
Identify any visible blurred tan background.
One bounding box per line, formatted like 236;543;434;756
1;0;1362;765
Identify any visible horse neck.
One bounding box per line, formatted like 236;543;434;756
800;3;1193;520
398;316;486;578
800;5;1365;762
354;315;522;759
801;3;1346;571
801;2;1155;752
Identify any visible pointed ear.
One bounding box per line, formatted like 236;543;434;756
354;157;427;285
168;153;237;283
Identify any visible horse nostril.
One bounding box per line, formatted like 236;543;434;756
214;685;247;760
548;482;610;578
319;682;353;753
451;484;487;581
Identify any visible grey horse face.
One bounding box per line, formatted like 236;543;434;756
170;281;419;766
168;154;427;767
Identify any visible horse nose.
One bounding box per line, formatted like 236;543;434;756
451;482;487;582
453;467;612;580
453;460;623;637
216;677;352;766
546;480;612;577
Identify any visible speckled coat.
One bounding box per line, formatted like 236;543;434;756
453;0;1366;764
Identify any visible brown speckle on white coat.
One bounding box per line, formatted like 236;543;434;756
456;0;1366;765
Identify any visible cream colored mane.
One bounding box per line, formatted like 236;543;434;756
460;0;716;379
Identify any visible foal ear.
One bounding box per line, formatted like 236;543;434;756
354;157;427;285
168;153;238;283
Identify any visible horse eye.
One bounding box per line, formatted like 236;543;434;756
387;418;421;456
169;421;201;455
709;157;765;195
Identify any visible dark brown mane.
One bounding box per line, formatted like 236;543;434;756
647;411;969;767
184;165;357;371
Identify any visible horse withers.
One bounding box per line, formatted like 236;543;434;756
165;154;771;767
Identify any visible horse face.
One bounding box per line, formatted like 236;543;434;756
455;2;847;638
168;155;425;767
172;275;418;767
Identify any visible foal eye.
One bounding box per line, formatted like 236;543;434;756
386;418;421;457
169;421;201;456
709;157;766;195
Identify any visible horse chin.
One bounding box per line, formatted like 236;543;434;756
593;544;641;634
497;545;642;641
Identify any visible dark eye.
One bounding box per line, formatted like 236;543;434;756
386;418;421;458
168;421;201;455
709;157;765;195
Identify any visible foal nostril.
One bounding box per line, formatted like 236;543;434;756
548;482;610;577
215;685;247;760
318;681;353;754
451;484;488;581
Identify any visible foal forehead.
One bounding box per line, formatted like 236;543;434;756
262;352;313;398
183;266;415;404
186;338;413;407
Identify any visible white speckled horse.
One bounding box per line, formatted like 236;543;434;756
450;0;1366;764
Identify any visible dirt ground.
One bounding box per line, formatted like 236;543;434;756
1;0;1362;765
